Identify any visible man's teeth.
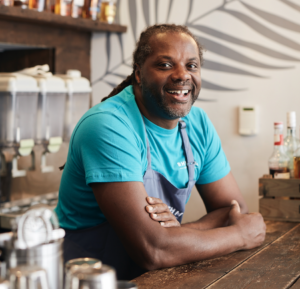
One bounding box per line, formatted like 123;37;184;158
167;90;189;95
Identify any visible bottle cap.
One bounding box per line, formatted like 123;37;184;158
274;122;283;128
287;111;296;128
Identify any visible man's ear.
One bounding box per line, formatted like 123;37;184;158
135;64;142;86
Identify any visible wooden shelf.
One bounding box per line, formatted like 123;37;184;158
0;5;127;33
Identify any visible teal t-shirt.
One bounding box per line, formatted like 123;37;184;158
55;85;230;230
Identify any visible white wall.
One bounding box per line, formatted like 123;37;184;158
91;0;300;222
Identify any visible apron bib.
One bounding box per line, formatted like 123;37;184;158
63;119;196;280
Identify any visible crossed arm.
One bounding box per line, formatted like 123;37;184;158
91;172;266;271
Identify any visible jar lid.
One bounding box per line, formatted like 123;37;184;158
56;70;91;93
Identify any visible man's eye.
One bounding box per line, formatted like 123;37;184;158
160;63;172;68
188;64;197;69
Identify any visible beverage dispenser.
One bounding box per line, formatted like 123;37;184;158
56;70;91;142
28;72;67;173
0;73;39;202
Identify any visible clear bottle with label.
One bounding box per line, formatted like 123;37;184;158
284;112;300;178
268;122;290;179
293;128;300;178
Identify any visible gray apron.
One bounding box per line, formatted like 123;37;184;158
63;119;196;280
143;119;196;223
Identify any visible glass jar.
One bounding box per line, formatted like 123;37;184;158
0;0;14;6
14;0;29;9
82;0;101;20
100;0;116;24
28;0;45;11
55;0;72;16
71;0;84;18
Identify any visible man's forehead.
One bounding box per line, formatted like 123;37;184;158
150;32;195;46
147;32;199;59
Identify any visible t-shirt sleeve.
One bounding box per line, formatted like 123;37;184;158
71;112;144;185
196;114;230;185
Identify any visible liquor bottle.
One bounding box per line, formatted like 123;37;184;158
268;122;290;179
293;127;300;179
284;112;300;178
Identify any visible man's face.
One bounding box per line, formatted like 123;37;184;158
138;32;201;120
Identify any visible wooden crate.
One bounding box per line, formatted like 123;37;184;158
259;178;300;222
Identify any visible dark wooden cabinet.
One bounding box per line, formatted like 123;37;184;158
0;6;127;79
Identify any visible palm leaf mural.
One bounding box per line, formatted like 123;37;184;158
92;0;300;102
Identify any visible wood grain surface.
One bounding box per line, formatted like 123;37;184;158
259;178;300;197
291;277;300;288
132;221;297;289
207;223;300;289
260;198;300;222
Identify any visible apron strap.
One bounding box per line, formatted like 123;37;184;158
178;119;195;182
143;116;195;183
145;135;152;171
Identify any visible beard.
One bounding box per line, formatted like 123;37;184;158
140;77;199;120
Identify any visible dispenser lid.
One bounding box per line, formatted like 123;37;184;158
56;70;92;93
34;75;67;93
0;73;39;92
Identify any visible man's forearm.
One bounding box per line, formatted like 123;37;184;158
182;207;231;230
145;224;244;270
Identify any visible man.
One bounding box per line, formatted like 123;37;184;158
55;24;266;280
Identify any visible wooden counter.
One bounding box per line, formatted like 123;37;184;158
132;221;300;289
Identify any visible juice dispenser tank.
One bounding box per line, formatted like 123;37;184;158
56;70;91;142
0;73;39;201
34;74;67;172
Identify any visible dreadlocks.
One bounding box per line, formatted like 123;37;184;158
101;24;203;102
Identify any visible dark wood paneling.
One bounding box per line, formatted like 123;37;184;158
0;18;90;78
0;6;127;33
0;48;55;73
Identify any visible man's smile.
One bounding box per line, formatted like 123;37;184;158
165;89;191;103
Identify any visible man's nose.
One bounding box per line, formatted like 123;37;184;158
171;65;191;83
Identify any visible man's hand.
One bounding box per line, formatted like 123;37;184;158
145;197;180;227
229;200;266;250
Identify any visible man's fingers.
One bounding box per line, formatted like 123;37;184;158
146;203;169;214
146;197;163;205
150;212;175;222
160;220;180;227
231;200;241;213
